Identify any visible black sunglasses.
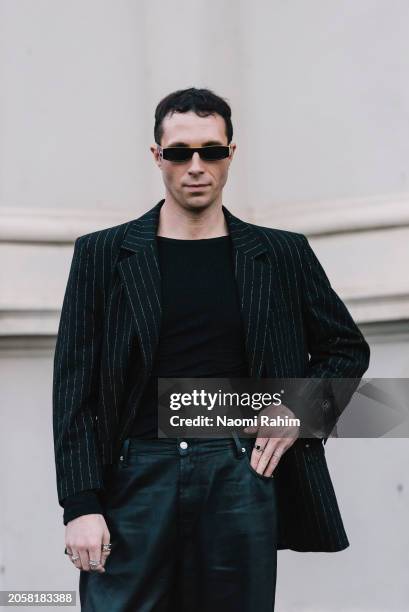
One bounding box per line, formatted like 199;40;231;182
158;145;232;162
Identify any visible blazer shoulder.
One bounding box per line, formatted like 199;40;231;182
74;219;132;252
250;222;308;254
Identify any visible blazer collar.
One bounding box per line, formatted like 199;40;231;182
120;198;267;259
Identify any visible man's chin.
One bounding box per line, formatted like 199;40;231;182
182;194;216;209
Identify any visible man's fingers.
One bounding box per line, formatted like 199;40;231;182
66;543;106;573
70;550;81;570
88;544;105;573
69;548;82;570
78;549;90;572
76;546;104;573
252;439;285;476
263;445;284;476
100;529;111;568
251;437;270;472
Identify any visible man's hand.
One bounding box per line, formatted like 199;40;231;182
243;403;300;477
65;514;111;573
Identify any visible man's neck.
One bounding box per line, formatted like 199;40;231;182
156;198;229;240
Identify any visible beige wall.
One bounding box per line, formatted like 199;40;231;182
1;1;408;610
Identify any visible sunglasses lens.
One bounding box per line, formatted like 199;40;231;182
200;146;230;160
161;146;230;162
162;148;193;162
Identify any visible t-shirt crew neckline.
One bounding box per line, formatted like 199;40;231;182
156;235;230;243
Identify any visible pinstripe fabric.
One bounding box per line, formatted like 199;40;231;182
52;198;370;552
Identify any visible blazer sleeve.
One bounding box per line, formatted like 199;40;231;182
52;235;105;509
61;489;104;525
290;235;370;441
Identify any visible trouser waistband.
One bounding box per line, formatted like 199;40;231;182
118;430;247;467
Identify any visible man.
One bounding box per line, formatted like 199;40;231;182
53;87;370;611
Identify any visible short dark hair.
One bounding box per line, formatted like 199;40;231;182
154;87;233;145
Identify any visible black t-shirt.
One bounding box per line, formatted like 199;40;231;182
130;234;249;437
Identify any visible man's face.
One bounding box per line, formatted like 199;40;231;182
151;111;236;210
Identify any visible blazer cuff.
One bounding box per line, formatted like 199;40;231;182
287;379;337;439
62;490;104;526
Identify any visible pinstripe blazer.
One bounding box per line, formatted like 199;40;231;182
52;198;370;552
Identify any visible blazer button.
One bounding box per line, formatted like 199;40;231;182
322;399;330;409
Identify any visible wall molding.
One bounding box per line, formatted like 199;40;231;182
0;206;134;243
252;191;409;236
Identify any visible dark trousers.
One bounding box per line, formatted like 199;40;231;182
79;434;278;611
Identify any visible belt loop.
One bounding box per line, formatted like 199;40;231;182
119;438;130;467
231;430;245;459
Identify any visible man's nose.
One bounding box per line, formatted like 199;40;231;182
188;152;204;172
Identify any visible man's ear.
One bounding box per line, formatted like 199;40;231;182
150;144;162;168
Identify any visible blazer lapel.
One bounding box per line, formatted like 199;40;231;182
117;199;272;379
116;204;162;377
224;206;272;378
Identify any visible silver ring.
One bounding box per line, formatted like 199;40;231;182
255;444;265;452
71;555;80;562
102;543;112;552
